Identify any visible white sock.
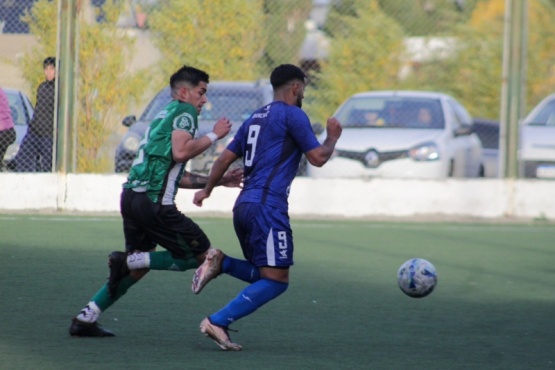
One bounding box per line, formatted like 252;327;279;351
127;252;150;270
76;301;101;323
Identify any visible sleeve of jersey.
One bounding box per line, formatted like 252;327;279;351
226;121;246;157
288;109;320;153
172;104;198;137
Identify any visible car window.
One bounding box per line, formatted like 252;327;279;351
526;99;555;126
448;99;472;127
140;86;265;123
336;96;445;129
140;88;171;121
201;91;262;122
6;91;33;126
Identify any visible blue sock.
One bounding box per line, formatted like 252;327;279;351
222;256;260;283
210;278;288;327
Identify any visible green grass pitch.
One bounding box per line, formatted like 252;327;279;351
0;215;554;370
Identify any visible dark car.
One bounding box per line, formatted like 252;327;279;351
472;118;499;178
115;80;273;173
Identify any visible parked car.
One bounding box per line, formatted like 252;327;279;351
307;90;484;179
472;118;499;178
115;80;273;173
520;93;555;179
2;88;34;169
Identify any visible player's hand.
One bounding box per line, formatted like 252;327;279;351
212;117;232;140
326;117;342;141
219;168;244;188
193;189;209;207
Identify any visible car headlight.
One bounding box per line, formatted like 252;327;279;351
122;134;141;152
409;142;440;161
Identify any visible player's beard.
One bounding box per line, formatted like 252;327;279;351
296;95;302;108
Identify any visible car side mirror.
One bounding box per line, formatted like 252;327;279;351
312;122;324;135
454;124;473;137
122;115;137;127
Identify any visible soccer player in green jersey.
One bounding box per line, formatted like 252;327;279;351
69;65;243;337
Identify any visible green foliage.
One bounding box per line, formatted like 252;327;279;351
21;0;148;173
402;0;555;119
258;0;312;75
147;0;266;88
306;0;405;123
20;0;58;103
377;0;482;36
75;2;148;172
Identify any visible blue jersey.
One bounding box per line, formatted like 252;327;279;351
227;101;320;212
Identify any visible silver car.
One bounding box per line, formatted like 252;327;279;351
307;90;484;179
520;93;555;179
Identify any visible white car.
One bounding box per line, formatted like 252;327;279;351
520;93;555;179
307;90;484;179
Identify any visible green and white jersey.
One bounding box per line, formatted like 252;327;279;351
124;100;198;204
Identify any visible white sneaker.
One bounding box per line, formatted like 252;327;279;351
200;317;242;351
192;248;223;294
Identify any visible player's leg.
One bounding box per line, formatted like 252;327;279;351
192;206;262;294
199;203;292;350
110;194;216;292
69;189;151;337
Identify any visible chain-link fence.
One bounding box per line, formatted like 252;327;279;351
1;0;554;178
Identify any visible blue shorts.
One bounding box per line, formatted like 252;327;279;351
233;202;293;267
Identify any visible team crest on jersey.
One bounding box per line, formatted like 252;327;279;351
173;112;195;134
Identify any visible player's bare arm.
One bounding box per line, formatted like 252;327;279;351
180;167;243;189
171;117;232;162
305;117;343;167
193;149;239;206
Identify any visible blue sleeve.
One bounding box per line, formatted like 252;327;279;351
227;119;247;157
287;108;320;153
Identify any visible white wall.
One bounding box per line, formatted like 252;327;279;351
0;173;553;220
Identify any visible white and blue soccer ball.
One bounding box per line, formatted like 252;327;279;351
397;258;437;298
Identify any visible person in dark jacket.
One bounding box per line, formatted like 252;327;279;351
15;57;56;172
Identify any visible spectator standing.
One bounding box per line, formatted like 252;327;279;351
15;57;56;172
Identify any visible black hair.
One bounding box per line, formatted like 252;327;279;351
170;65;210;90
43;57;56;68
270;64;306;90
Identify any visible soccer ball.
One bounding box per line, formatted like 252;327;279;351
397;258;437;298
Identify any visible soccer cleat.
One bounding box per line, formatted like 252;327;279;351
69;318;115;337
199;317;242;351
191;248;223;294
108;251;130;298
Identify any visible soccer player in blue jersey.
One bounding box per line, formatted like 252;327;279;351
68;65;243;337
192;64;343;350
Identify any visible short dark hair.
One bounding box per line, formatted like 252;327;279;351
270;64;306;90
170;65;210;90
43;57;55;68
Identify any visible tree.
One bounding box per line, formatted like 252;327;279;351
258;0;312;75
377;0;483;36
147;0;266;87
402;0;555;119
22;0;148;172
306;0;405;123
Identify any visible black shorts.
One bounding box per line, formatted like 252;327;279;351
120;188;210;259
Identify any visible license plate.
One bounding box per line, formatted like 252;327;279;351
536;165;555;178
